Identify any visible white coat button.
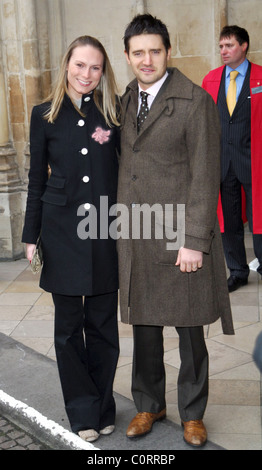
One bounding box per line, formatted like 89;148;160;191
81;148;88;155
84;97;91;102
84;203;91;210
82;176;90;183
78;119;85;127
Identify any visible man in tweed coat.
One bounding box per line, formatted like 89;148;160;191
117;14;234;447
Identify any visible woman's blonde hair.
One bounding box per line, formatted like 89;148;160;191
44;35;120;127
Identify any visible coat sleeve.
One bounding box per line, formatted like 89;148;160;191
183;87;221;253
22;106;49;244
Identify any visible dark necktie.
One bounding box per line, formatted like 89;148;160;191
137;91;149;133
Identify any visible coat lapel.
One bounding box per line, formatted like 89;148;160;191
233;62;251;114
121;80;138;135
125;69;193;140
220;62;251;117
218;68;229;116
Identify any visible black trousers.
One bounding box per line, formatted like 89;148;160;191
221;165;262;278
52;291;119;434
132;325;208;422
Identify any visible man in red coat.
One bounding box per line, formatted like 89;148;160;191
202;25;262;292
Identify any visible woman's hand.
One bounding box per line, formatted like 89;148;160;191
26;243;36;263
175;247;203;273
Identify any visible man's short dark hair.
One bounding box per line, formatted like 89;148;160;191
124;14;171;54
220;25;249;53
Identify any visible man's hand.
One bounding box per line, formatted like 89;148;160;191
175;247;203;273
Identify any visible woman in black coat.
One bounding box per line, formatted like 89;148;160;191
22;36;120;443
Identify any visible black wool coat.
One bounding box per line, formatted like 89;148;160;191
22;93;119;296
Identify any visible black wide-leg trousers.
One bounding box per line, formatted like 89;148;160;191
132;325;208;421
52;291;119;434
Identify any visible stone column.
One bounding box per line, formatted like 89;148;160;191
133;0;145;15
0;71;9;146
46;0;65;82
0;143;23;260
0;3;23;260
0;0;51;259
165;0;228;85
213;0;228;68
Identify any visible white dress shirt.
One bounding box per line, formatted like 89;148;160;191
137;71;169;113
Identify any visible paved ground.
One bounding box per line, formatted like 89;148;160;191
0;332;223;452
0;414;52;450
0;231;261;452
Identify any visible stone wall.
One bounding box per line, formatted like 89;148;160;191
61;0;226;92
0;0;54;259
228;0;262;65
0;0;261;259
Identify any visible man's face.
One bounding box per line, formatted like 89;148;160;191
125;34;171;90
219;35;248;69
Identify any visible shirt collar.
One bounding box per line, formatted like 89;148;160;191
226;58;249;78
138;71;169;98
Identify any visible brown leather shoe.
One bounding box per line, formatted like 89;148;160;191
182;420;207;447
126;409;166;438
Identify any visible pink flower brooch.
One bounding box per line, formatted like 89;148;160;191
91;127;111;144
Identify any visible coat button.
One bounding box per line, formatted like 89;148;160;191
82;176;90;183
84;96;91;102
80;148;88;155
84;203;91;210
78;119;85;127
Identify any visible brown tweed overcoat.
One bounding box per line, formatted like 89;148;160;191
117;68;234;335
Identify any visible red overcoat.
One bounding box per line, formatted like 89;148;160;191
202;63;262;234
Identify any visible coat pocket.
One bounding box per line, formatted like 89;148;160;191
41;174;67;206
151;206;185;265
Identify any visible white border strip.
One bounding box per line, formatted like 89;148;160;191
0;389;99;451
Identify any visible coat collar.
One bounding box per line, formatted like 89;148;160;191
121;68;193;137
63;91;94;113
125;68;193;101
218;62;251;116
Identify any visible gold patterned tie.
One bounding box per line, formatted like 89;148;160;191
226;70;239;115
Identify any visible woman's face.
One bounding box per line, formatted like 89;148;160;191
66;44;104;100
